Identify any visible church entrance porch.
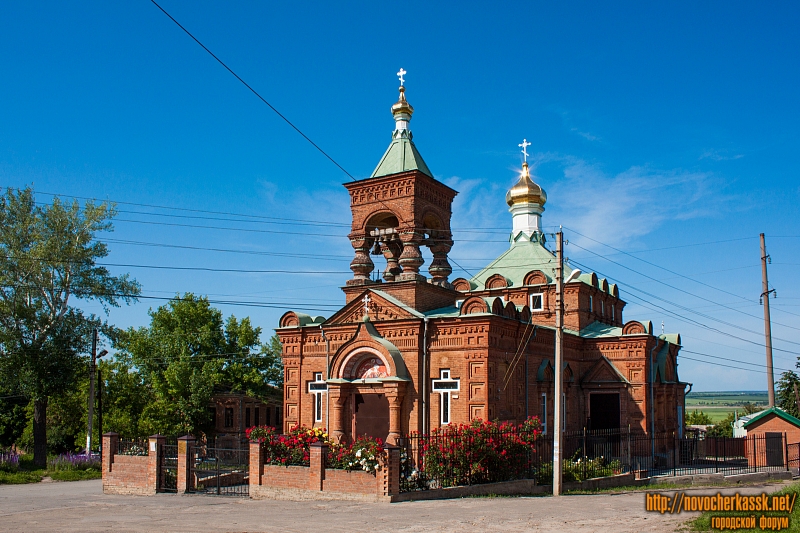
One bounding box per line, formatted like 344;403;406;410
353;392;390;442
589;392;621;430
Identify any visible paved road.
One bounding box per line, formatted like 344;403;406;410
0;479;792;532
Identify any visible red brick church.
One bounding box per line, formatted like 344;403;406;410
277;75;687;444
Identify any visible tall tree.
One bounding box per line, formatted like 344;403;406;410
0;187;139;466
776;371;800;418
115;294;282;437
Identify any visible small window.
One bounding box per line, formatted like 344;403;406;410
541;393;547;434
600;300;605;317
432;369;460;426
612;304;616;322
589;295;593;313
265;407;271;426
530;293;544;311
308;373;327;423
245;407;251;428
224;407;234;428
254;407;260;426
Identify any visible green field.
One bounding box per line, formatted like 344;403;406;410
685;391;768;424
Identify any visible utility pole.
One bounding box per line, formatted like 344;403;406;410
760;233;775;407
553;230;564;496
86;329;108;456
86;328;97;457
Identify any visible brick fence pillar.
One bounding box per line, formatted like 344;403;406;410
308;441;328;491
377;445;400;498
147;434;166;494
102;432;119;479
249;440;263;488
177;435;195;494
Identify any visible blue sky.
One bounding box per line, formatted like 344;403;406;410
1;1;798;392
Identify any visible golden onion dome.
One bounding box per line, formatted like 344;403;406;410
506;162;547;207
391;86;414;117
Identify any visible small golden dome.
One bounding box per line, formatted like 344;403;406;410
391;86;414;117
506;162;547;207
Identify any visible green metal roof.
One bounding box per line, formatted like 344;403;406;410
743;407;800;429
370;137;433;178
579;321;623;338
469;237;573;290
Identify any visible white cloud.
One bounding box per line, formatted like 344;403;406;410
699;149;744;161
547;160;726;249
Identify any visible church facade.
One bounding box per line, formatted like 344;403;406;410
277;78;688;444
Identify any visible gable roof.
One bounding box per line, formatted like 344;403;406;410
582;355;630;386
743;406;800;429
324;289;423;325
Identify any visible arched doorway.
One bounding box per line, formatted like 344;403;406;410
353;392;390;441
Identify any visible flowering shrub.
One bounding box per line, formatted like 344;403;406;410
327;435;384;473
0;451;19;473
48;453;101;472
247;425;328;466
406;417;542;489
248;425;385;474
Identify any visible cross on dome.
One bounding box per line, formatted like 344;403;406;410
519;139;531;162
397;68;407;86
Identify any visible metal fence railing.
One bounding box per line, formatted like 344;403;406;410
399;428;792;493
117;438;149;456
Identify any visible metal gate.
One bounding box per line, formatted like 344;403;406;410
192;446;249;496
158;444;178;493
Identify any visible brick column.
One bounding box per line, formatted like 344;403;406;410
176;435;195;494
377;445;400;498
249;440;263;488
308;441;328;491
330;386;347;444
385;383;406;445
147;434;165;494
101;432;119;478
428;241;453;286
398;231;425;281
348;236;375;286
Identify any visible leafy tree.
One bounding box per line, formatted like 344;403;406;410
706;412;735;437
685;410;713;426
0;387;27;448
97;358;154;438
0;187;139;466
114;294;282;437
776;371;800;418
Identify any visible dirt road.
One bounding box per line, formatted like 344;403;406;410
0;479;791;532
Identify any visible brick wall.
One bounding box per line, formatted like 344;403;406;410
249;441;401;502
102;433;163;496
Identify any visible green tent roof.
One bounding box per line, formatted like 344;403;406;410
469;237;574;290
370;137;432;178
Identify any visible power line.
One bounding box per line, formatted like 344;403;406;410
564;227;800;321
567;241;800;337
567;258;800;355
149;0;356;181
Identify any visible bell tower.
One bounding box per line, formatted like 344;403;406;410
343;71;459;311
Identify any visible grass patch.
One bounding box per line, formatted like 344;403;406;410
49;469;101;482
0;452;102;485
688;481;800;532
0;470;44;484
